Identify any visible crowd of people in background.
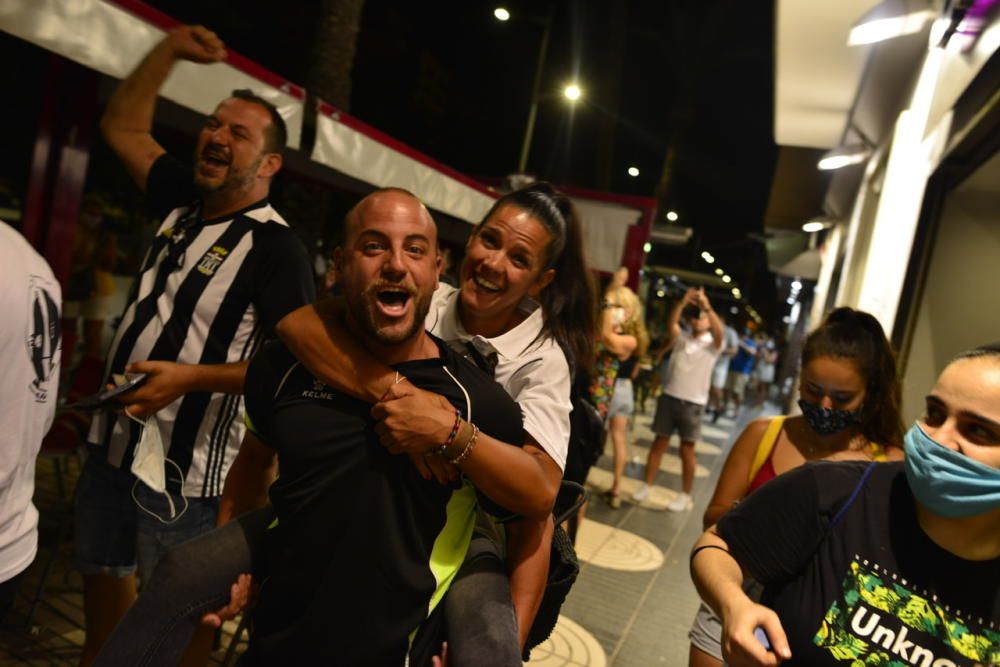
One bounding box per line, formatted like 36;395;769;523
0;22;996;667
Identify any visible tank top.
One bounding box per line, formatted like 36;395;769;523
617;355;638;381
746;416;888;494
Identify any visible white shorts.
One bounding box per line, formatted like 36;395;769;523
711;363;728;390
606;378;634;420
754;363;775;384
688;602;723;660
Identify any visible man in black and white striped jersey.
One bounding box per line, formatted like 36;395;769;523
74;25;315;664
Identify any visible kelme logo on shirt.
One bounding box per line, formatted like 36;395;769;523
302;378;335;401
814;557;999;666
196;245;230;277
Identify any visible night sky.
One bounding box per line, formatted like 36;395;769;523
143;0;780;321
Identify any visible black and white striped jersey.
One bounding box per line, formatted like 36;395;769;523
87;155;315;498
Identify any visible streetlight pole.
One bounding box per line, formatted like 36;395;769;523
516;3;555;174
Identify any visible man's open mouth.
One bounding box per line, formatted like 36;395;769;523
375;288;412;316
200;148;231;169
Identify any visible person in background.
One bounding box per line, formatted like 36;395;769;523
44;196;119;454
687;307;904;667
75;25;315;665
633;287;722;512
0;221;60;619
633;342;658;415
602;285;649;509
60;194;118;400
724;329;758;417
437;245;458;287
707;318;740;422
692;343;1000;667
749;334;778;407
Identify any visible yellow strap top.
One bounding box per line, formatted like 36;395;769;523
747;416;786;484
870;441;888;461
747;416;889;483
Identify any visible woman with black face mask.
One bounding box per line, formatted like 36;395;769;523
691;343;1000;667
686;307;904;667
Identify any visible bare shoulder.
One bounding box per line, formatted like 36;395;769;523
722;417;778;471
735;416;775;447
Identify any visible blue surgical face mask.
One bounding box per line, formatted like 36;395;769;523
798;399;859;436
903;423;1000;518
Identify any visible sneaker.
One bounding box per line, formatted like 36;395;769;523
666;492;693;512
631;483;651;503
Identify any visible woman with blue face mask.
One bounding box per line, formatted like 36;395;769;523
690;343;1000;667
688;307;904;667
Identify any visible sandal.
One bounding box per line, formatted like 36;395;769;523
604;490;622;509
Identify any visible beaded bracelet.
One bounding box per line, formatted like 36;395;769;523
440;409;462;452
447;423;479;464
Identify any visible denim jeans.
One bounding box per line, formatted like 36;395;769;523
92;506;274;667
74;448;219;580
134;482;220;582
444;525;522;667
93;506;523;667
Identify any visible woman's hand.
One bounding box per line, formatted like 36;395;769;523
721;599;790;666
407;451;459;485
201;573;253;628
371;384;456;455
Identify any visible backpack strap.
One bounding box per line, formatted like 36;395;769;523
829;462;879;529
748;416;786;484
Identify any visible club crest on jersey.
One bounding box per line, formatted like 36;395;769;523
196;245;230;276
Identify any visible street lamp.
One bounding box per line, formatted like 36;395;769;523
495;5;559;174
563;83;582;101
627;166;639;177
666;210;679;222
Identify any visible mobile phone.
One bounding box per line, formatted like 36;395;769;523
69;373;148;410
754;627;772;651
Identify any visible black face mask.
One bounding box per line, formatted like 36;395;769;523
798;399;859;436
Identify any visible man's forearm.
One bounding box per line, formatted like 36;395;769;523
707;308;724;346
101;40;177;137
277;302;396;403
188;360;249;395
506;517;553;650
665;297;686;345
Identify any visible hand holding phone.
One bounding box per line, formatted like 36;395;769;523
69;373;148;410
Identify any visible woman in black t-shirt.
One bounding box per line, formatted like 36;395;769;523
690;344;1000;667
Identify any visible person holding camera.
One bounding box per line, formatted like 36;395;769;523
633;287;723;512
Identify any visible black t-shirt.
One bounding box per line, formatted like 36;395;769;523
241;337;525;666
718;461;1000;666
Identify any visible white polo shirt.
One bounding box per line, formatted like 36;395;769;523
663;329;722;406
425;284;571;471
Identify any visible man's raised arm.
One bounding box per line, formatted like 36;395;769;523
100;25;226;190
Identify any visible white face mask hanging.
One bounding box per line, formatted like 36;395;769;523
125;409;188;523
